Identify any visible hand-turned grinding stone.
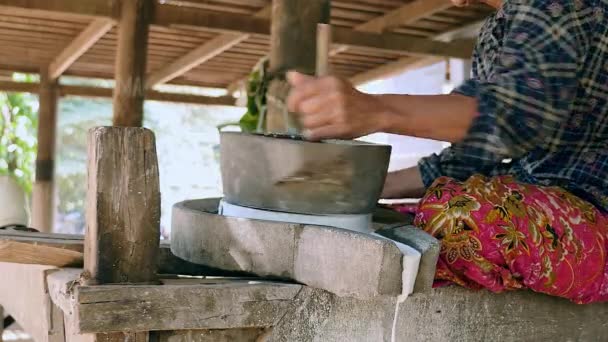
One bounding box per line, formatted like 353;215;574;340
220;132;391;215
171;198;404;298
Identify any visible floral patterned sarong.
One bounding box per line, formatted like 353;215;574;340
391;175;608;304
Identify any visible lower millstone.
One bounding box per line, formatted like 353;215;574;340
170;198;440;299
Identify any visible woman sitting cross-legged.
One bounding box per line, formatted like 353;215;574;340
286;0;608;304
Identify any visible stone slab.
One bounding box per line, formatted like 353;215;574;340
171;198;406;298
376;225;440;293
270;286;608;342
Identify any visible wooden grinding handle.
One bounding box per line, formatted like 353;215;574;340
316;23;331;77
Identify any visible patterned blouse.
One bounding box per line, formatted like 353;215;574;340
418;0;608;211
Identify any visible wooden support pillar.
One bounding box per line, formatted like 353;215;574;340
112;0;153;127
85;127;160;341
265;0;330;133
32;68;58;233
85;127;160;285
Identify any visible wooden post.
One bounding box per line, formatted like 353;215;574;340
85;127;160;341
265;0;330;133
85;127;160;285
112;0;153;127
32;67;58;232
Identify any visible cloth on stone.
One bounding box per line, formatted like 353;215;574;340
391;175;608;304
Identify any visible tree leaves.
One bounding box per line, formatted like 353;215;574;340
239;58;270;133
0;87;38;194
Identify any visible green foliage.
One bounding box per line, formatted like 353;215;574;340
0;85;38;194
239;58;270;133
56;173;86;213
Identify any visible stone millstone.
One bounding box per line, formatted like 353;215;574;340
219;132;391;215
171;198;404;298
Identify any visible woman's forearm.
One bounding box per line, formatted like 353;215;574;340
377;94;478;143
381;166;426;199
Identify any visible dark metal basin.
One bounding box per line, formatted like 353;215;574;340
219;132;391;215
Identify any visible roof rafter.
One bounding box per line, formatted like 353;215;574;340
0;0;473;58
146;5;271;88
350;19;485;86
355;0;453;33
48;18;114;80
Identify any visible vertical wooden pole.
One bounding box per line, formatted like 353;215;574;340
32;67;58;232
112;0;152;127
86;2;155;337
85;127;160;285
265;0;330;133
85;127;160;341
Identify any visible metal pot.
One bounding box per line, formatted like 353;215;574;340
219;132;391;215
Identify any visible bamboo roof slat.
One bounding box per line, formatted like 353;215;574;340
0;0;493;89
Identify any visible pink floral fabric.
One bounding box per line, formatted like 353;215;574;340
391;175;608;304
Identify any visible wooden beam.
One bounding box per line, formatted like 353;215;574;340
0;0;473;59
47;269;302;334
0;0;115;19
0;81;239;106
0;80;38;93
62;85;239;106
112;0;152;127
49;18;114;80
146;33;248;88
349;18;484;86
32;68;58;233
147;5;271;88
228;0;463;95
355;0;453;33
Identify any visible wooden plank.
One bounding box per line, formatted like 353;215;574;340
85;127;160;285
46;269;302;334
49;18;114;80
0;230;240;276
146;33;248;88
356;0;453;33
0;233;82;267
31;68;58;233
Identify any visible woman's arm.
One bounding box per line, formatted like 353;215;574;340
381;166;426;199
285;72;478;143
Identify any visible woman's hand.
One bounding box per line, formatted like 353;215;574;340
286;71;395;141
